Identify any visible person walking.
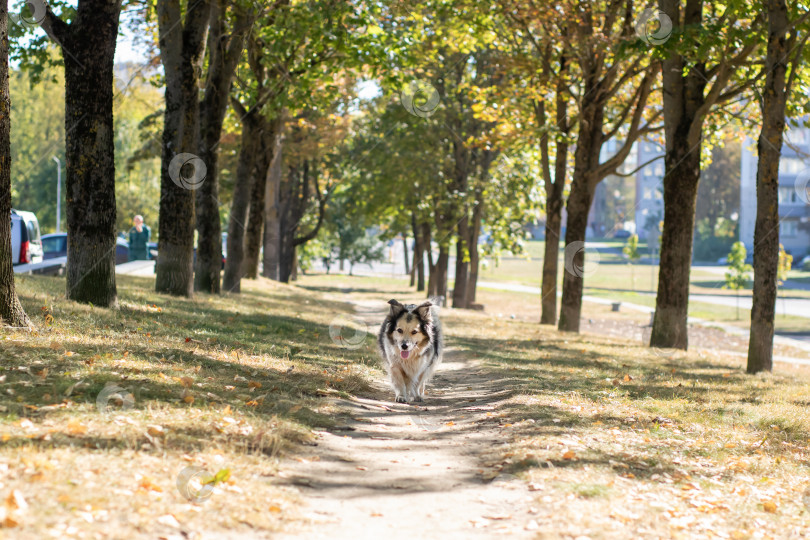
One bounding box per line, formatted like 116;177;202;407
128;215;151;261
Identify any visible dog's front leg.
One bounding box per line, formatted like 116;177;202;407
411;358;434;401
407;379;423;402
390;363;409;403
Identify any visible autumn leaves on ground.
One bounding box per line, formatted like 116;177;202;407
1;274;810;539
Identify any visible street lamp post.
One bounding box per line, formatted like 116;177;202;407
52;156;61;233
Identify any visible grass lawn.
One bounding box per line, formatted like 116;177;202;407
0;273;377;537
582;289;810;334
480;241;810;301
303;274;810;538
1;272;809;538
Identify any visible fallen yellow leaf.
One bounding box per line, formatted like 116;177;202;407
67;420;87;435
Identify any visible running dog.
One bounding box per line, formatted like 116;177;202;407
377;298;443;403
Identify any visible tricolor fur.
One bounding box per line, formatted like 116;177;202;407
377;298;443;403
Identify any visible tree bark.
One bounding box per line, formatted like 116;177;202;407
452;230;469;308
0;5;31;327
41;0;122;307
650;139;701;349
275;159;327;283
154;0;210;297
539;64;569;325
555;4;655;333
194;2;251;294
558;174;596;332
402;233;410;276
652;0;761;349
465;195;484;306
558;89;603;332
423;222;434;296
414;219;426;291
259;130;284;280
222;108;260;293
435;247;449;305
747;0;791;373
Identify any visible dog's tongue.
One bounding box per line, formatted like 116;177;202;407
400;349;410;359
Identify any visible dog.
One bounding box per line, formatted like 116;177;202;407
377;298;443;403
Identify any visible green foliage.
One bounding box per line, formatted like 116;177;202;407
9;56;162;235
622;234;641;263
694;217;738;262
724;241;751;320
724;241;751;292
9;52;65;232
777;244;792;286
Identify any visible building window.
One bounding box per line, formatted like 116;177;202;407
778;187;800;204
780;220;797;238
788;128;808;144
779;157;806;175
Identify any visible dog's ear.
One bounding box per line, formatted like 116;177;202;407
387;299;406;317
414;301;433;322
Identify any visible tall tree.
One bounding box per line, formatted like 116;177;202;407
41;0;122;306
557;0;659;332
747;0;807;373
651;0;763;349
154;0;211;297
0;2;31;328
194;0;253;293
537;57;571;325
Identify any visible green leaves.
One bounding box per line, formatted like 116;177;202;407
203;468;232;486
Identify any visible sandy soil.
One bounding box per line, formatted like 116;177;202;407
271;299;541;539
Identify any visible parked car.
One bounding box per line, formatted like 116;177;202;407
10;210;43;265
42;232;130;265
112;237;129;265
800;255;810;272
613;229;632;239
41;233;67;260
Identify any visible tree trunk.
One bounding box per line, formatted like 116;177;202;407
747;0;790;373
435;247;449;305
222;110;260;293
421;222;432;295
558;96;602;332
154;0;210;297
194;4;250;294
63;3;122;306
0;6;31;327
409;232;417;287
465;197;484;305
290;246;298;281
541;194;564;324
650;142;700;349
277;230;294;283
558;176;596;332
540;70;569;325
651;0;741;350
260;132;284;280
402;234;410;276
452;228;469;308
41;0;122;307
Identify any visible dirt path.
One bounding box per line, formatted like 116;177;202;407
272;300;540;539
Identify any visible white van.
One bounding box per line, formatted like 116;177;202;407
10;209;43;265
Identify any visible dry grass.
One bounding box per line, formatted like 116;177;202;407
300;274;810;538
3;271;810;539
449;310;810;538
0;273;377;538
